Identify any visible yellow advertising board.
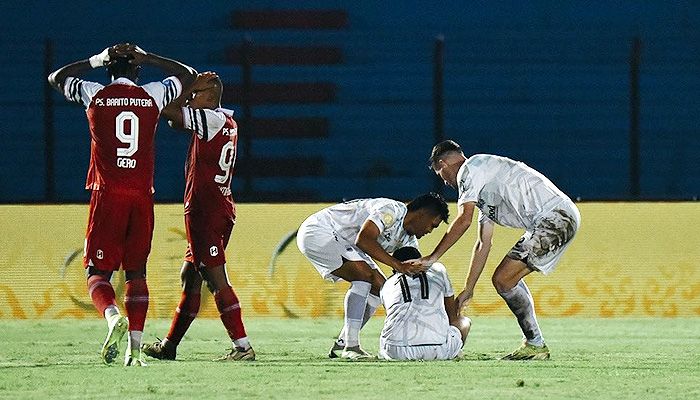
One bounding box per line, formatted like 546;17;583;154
0;203;698;319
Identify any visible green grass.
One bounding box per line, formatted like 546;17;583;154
0;318;698;399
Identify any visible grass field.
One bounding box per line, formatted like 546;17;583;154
1;317;698;399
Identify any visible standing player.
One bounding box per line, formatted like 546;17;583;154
141;72;254;361
379;247;471;361
297;193;449;359
409;140;580;360
48;44;196;366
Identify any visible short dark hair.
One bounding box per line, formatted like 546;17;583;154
393;246;422;262
107;55;139;79
428;140;462;166
406;192;449;223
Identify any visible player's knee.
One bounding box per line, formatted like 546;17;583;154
125;268;146;281
455;316;472;343
492;273;510;293
370;275;385;295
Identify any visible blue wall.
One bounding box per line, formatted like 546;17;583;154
1;1;698;202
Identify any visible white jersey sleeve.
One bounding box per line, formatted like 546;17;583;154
457;162;479;205
63;77;103;108
366;201;402;233
181;107;228;141
141;76;183;112
431;262;454;297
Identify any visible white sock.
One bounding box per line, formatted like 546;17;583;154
127;331;143;354
499;280;544;346
336;293;381;345
233;337;251;350
363;293;381;324
104;305;120;321
343;281;371;348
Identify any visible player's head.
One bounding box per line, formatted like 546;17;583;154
188;74;223;109
404;192;449;238
428;140;465;189
393;246;422;262
107;55;140;82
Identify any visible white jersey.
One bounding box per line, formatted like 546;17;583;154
380;262;453;346
457;154;575;230
314;198;419;253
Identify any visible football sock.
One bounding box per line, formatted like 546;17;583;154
215;286;248;343
233;337;251;350
363;293;381;325
87;274;117;316
166;291;201;345
499;280;544;346
343;281;371;348
124;278;149;332
104;305;120;321
336;293;381;345
127;330;143;354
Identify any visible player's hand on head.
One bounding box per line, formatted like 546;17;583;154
113;43;147;65
192;71;218;91
405;256;435;267
396;261;428;275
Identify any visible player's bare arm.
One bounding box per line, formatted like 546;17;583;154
408;202;475;267
456;218;494;311
355;220;426;275
119;44;197;89
444;295;460;322
47;45;120;91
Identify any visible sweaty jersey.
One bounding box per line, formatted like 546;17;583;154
380;262;454;346
313;198;419;253
179;107;238;217
63;76;182;193
457;154;575;230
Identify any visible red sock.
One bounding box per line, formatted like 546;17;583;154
87;275;116;316
215;286;247;340
124;278;149;331
166;291;201;345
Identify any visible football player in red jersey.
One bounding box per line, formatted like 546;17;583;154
48;43;196;366
142;72;255;361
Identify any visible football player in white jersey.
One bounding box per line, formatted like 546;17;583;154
379;247;471;361
409;140;580;360
297;193;449;359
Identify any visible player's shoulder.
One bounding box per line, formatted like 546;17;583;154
429;262;448;275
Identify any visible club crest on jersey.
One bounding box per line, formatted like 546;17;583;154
381;213;395;227
209;246;218;257
96;249;104;260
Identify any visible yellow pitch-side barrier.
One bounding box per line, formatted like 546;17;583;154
0;203;698;319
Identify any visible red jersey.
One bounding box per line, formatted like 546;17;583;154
179;107;238;217
64;76;182;192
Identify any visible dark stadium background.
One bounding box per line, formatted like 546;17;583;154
1;1;698;203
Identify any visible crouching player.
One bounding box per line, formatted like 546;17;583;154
142;72;254;361
379;247;471;361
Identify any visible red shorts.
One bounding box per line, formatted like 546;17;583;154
184;211;234;269
83;190;154;272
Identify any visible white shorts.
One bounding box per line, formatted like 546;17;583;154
507;202;581;275
378;326;463;361
296;214;383;282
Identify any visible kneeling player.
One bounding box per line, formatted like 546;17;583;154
379;247;471;361
297;194;449;359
